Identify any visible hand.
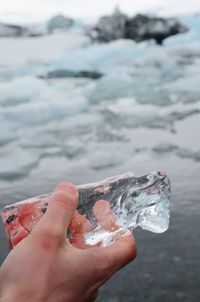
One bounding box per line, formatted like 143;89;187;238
0;182;137;302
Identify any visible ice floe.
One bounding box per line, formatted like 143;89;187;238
0;15;200;181
0;76;47;106
3;96;89;126
0;148;40;180
153;143;200;162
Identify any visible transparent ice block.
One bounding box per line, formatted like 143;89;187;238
1;171;171;249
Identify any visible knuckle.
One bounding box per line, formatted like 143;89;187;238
53;191;75;211
34;225;62;245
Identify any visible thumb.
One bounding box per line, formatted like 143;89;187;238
41;182;78;236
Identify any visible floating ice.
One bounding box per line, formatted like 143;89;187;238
88;74;135;103
153;143;200;162
165;15;200;46
19;131;62;149
3;96;89;126
0;116;17;146
163;74;200;103
0;15;200;184
89;147;127;170
153;143;178;154
62;140;84;159
0;148;39;180
0;76;47;106
100;98;200;130
55;39;137;72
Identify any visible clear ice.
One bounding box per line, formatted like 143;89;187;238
1;171;171;248
78;171;171;246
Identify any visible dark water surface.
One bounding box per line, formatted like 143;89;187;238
97;212;200;302
0;151;200;302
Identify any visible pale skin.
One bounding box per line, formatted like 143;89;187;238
0;182;137;302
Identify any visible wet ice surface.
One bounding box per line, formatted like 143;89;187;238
83;171;171;246
2;171;171;247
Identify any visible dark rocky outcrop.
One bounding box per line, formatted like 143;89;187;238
91;7;127;42
91;8;188;45
125;14;188;45
39;69;103;80
47;14;74;33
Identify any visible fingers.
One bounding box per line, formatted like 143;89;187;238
93;200;118;231
92;200;137;272
103;235;137;270
69;211;93;249
69;211;93;234
37;182;78;239
95;235;137;275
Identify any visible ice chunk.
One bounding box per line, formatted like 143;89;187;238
153;143;178;153
63;140;84;159
176;147;200;161
163;74;200;103
153;143;200;162
165;15;200;46
0;116;17;146
0;76;47;106
100;98;200;130
89;146;127;170
19;131;62;149
89;75;135;103
0;147;39;180
3;96;89;126
55;39;137;72
1;171;171;248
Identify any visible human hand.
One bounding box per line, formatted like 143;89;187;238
0;182;137;302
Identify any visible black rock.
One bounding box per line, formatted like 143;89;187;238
47;14;74;33
125;14;188;45
40;69;103;80
92;7;127;42
91;8;188;45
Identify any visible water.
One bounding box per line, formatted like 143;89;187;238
0;21;200;204
0;16;200;302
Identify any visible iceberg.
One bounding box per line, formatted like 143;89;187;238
0;148;39;180
0;76;47;106
153;143;200;162
3;96;89;126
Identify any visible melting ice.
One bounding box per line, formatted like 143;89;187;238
0;16;200;181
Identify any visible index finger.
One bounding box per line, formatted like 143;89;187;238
101;234;137;272
93;200;137;271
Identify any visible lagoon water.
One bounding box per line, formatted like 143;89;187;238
0;15;200;301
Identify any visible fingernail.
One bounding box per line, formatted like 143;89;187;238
55;182;77;196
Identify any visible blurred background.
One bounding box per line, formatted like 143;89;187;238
0;0;200;301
